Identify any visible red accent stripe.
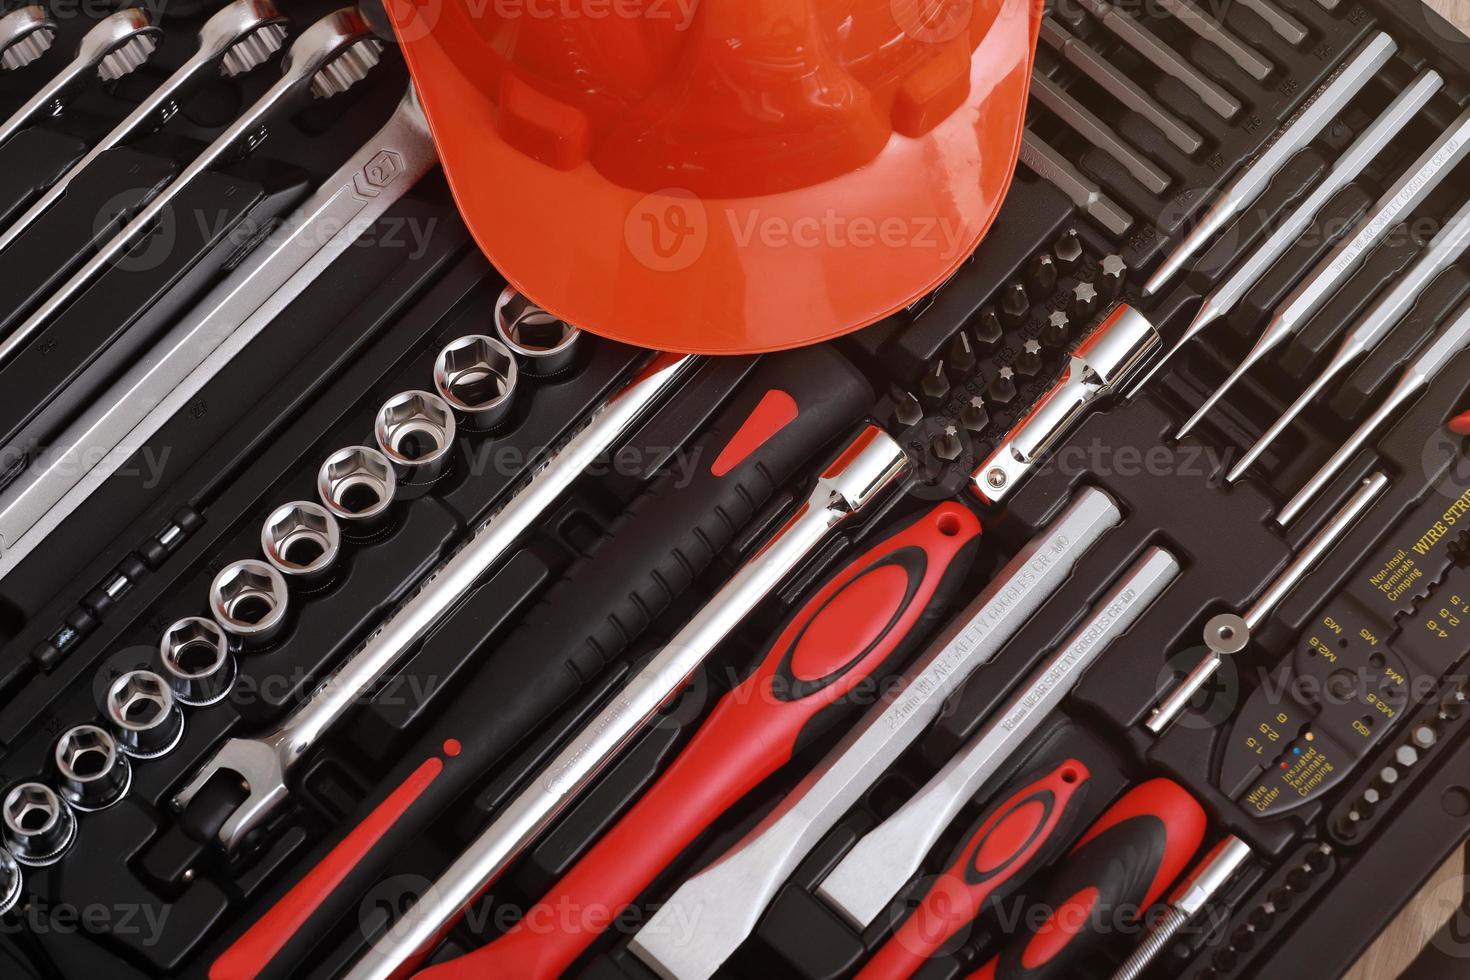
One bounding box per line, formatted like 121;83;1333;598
208;755;449;980
710;389;798;477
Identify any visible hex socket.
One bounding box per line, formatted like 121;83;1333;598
159;617;237;706
2;782;76;867
433;335;518;429
317;445;397;530
494;286;581;377
104;670;185;760
374;390;456;484
209;559;289;646
0;846;19;915
54;725;131;812
261;501;342;584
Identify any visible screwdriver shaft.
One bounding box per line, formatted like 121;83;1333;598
1144;33;1398;296
1230;196;1470;481
1030;71;1172;195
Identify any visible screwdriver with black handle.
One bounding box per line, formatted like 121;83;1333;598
970;779;1207;980
207;346;876;980
415;499;982;978
858;759;1094;980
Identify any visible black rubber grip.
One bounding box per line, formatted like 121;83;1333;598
223;346;875;980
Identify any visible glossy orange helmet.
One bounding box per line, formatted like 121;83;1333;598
385;0;1044;354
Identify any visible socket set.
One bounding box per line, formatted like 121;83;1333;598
0;0;1468;978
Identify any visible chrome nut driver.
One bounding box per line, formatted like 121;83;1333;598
0;0;289;252
172;355;700;851
0;6;383;366
0;7;158;147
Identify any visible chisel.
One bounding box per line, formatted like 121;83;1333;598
342;426;913;980
1127;70;1442;396
1178;106;1470;439
818;548;1181;929
1143;32;1398;296
856;760;1095;980
1280;300;1470;525
629;489;1124;980
969;780;1207;980
208;349;877;980
1229;196;1470;481
414;502;984;979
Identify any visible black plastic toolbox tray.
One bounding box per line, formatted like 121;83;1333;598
0;126;88;227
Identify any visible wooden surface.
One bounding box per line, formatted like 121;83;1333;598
1426;0;1470;29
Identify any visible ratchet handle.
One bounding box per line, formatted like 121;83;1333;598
859;760;1093;980
423;502;983;979
209;348;874;980
972;779;1207;980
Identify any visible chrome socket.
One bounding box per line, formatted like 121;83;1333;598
261;501;342;584
318;446;397;530
434;335;519;429
105;670;185;760
374;391;456;485
159;617;237;707
2;782;76;867
54;725;131;812
209;559;289;646
495;287;582;377
0;846;20;915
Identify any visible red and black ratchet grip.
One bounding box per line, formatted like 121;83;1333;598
858;760;1093;980
209;346;875;980
418;500;982;979
970;779;1207;980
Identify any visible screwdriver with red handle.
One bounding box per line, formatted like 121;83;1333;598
969;779;1207;980
858;759;1094;980
414;500;983;979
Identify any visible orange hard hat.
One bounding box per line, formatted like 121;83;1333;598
385;0;1044;354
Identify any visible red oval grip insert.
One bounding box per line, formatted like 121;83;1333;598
789;564;910;681
972;799;1048;875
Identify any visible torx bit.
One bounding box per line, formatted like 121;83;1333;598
1019;131;1134;238
961;395;990;432
1040;18;1204;156
921;359;951;409
1229;197;1470;482
1042;310;1072;348
975;307;1005;347
987;367;1018;405
1279;301;1470;526
1178;105;1470;439
1073;0;1241;119
931;426;963;463
1016;339;1045;377
1025;253;1060;297
1128;71;1443;397
1143;32;1399;296
947;330;978;377
1000;282;1031;328
1155;0;1273;81
1069;281;1099;321
1099;254;1128;299
1030;71;1172;195
1054;230;1084;275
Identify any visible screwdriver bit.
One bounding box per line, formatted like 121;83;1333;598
892;391;924;428
920;360;951;410
987;367;1018;405
1025;253;1059;297
1099;254;1128;299
1054;230;1084;275
1042;310;1071;349
961;395;990;433
947;330;978;377
1015;339;1044;377
931;425;963;463
999;282;1030;329
975;308;1005;348
1069;282;1099;321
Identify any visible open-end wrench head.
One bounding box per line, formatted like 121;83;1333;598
277;7;382;99
171;734;291;851
199;0;290;78
0;5;56;70
83;7;162;83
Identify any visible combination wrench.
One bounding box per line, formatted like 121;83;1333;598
0;5;54;71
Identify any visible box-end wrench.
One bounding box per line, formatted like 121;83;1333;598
1229;195;1470;481
1018;131;1134;236
974;304;1159;504
341;426;912;980
0;0;289;253
1178;107;1470;439
0;5;55;72
1128;71;1442;397
1146;472;1389;735
628;488;1124;980
0;7;158;147
1040;18;1204;156
1030;72;1172;196
172;353;702;851
818;547;1181;929
1073;0;1241;120
0;86;436;577
0;7;380;366
1143;32;1398;296
1156;0;1274;80
1281;301;1470;525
